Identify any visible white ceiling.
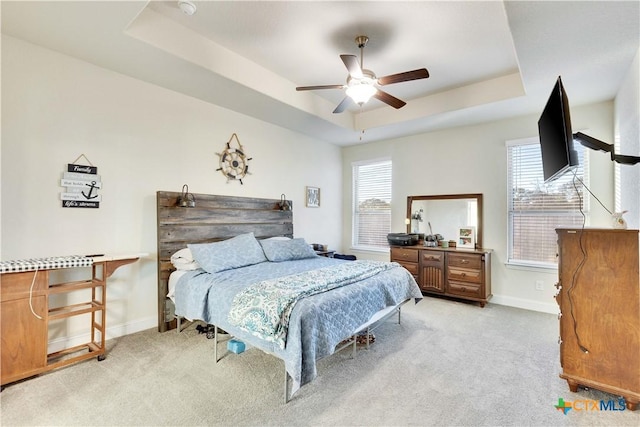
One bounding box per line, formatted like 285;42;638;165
2;1;639;146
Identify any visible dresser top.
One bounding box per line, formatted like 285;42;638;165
390;245;492;255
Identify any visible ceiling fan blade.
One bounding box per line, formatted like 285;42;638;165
333;97;354;114
296;84;344;91
377;68;430;86
373;90;406;109
340;54;363;79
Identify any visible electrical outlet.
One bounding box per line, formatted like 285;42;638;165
535;280;544;291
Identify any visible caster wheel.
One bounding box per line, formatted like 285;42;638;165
97;354;106;361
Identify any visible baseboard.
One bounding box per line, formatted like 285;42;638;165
491;294;559;314
48;316;157;353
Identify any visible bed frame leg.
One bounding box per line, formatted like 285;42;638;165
397;305;402;324
352;336;357;358
366;326;371;350
214;324;218;363
284;369;290;403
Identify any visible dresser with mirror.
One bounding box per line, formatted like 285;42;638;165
390;193;492;307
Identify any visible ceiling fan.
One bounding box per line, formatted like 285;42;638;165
296;35;430;114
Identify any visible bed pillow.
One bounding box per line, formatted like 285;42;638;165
170;248;201;271
260;238;318;262
188;232;267;273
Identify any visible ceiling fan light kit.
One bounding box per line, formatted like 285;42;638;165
345;78;377;104
296;35;429;113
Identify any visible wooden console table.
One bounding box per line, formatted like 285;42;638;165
0;254;143;387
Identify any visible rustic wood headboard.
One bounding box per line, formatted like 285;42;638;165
156;192;293;332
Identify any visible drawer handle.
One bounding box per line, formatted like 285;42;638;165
460;272;466;277
460;259;469;264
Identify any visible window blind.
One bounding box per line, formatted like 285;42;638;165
507;140;588;266
352;160;392;249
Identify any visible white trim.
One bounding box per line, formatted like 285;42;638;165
351;156;392;167
491;294;559;315
505;260;558;272
505;135;538;147
47;316;157;354
350;246;390;254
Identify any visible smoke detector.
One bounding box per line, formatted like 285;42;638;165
178;1;196;16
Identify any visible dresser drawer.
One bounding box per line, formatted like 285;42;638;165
448;253;482;269
1;271;48;302
447;281;482;298
397;261;418;277
421;250;444;265
391;247;418;263
448;267;482;284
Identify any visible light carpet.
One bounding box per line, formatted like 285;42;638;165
1;296;638;426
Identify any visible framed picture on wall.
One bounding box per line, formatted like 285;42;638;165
306;186;320;208
458;226;475;249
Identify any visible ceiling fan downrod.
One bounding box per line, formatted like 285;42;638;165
355;35;369;70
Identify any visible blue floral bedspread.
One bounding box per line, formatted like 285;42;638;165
228;260;399;349
174;257;422;396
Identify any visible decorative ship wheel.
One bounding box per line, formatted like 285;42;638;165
216;133;252;184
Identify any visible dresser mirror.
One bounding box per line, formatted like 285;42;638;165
406;193;483;248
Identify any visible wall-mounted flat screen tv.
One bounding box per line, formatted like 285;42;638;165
538;76;579;183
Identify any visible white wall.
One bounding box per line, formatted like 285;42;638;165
2;32;635;343
615;47;640;229
1;36;343;343
342;102;616;313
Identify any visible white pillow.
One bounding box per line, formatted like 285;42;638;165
170;248;201;271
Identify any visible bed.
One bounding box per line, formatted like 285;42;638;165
156;192;422;401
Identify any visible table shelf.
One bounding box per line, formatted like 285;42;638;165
48;279;103;294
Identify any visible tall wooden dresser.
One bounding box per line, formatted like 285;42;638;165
556;228;640;410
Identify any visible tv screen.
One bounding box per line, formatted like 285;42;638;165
538;76;578;183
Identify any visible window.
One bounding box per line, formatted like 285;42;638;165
507;138;588;268
352;159;392;250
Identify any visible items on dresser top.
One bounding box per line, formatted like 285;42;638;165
406;193;483;249
387;233;419;246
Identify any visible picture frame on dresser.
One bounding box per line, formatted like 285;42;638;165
457;226;475;249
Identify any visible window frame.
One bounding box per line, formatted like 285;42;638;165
351;158;392;253
506;136;589;270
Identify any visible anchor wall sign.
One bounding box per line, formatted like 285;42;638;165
60;163;102;208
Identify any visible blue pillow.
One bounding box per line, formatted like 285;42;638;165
260;238;318;262
188;232;267;273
